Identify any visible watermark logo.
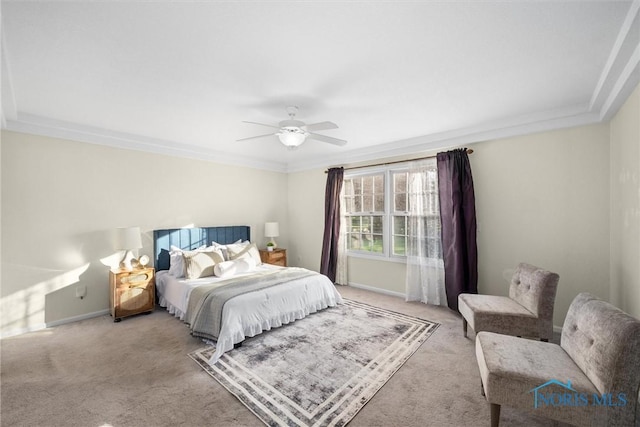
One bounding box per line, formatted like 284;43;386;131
529;379;627;409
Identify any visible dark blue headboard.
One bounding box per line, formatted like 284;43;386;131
153;226;251;271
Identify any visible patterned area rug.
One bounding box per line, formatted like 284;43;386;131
189;299;439;427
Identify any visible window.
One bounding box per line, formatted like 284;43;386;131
343;160;441;260
343;174;385;253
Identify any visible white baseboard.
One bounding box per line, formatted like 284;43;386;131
1;309;109;339
0;323;47;339
46;309;110;328
347;282;406;299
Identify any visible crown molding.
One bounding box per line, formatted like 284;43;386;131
0;102;610;175
286;106;600;173
591;0;640;121
1;27;18;129
4;114;289;173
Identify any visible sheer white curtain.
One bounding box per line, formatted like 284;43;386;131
335;185;348;285
405;159;447;305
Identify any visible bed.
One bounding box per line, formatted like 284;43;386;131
153;226;343;364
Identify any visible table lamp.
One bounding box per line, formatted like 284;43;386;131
114;226;142;270
264;222;279;249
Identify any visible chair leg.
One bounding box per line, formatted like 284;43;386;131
463;318;468;338
490;403;501;427
480;380;485;397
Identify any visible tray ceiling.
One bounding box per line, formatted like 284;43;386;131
2;1;639;172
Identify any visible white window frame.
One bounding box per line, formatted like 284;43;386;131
345;162;436;263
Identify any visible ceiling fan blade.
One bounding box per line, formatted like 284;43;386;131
308;133;347;146
236;133;276;142
242;121;281;129
305;121;339;132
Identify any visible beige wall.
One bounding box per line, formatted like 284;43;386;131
610;83;640;319
3;84;638;337
288;124;612;327
1;130;288;337
286;168;326;271
471;124;610;326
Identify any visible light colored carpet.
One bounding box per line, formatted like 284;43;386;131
190;299;439;426
1;286;563;426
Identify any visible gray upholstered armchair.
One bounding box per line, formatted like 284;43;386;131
476;293;640;427
458;263;559;341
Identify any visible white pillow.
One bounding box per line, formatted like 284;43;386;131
227;242;262;265
169;245;187;277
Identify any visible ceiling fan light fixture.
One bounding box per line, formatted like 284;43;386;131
239;106;347;148
278;128;307;148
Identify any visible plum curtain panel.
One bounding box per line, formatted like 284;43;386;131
405;159;447;305
437;149;478;311
320;167;344;283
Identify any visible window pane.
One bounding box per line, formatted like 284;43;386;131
372;216;383;234
350;216;361;232
343;179;354;196
395;193;407;212
393;171;407;212
347;233;355;250
394;236;406;255
394;172;407;193
373;235;384;253
353;177;362;194
344;196;354;213
374;175;383;193
363;194;373;212
360;234;372;251
374;194;384;211
393;216;407;235
351;233;362;251
354;195;362;212
362;176;373;195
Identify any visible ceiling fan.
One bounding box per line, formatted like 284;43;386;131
237;106;347;149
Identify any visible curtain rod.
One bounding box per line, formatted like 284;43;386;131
324;148;473;173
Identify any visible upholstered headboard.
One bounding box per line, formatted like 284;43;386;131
153;226;251;271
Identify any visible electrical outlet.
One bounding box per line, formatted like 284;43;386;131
75;285;87;299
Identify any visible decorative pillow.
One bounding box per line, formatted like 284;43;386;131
227;242;262;265
169;244;208;277
213;258;257;278
210;239;245;260
183;249;224;279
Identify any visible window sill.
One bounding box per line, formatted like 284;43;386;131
347;251;407;264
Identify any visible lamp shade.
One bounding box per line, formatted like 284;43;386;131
278;131;306;147
113;227;142;250
264;222;280;238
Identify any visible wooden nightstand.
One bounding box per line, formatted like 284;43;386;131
109;267;155;322
259;248;287;267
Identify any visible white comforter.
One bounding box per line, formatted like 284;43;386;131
155;265;343;364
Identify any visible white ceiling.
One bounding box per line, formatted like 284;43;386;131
2;1;639;172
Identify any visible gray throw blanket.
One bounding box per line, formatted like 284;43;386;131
187;267;317;340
